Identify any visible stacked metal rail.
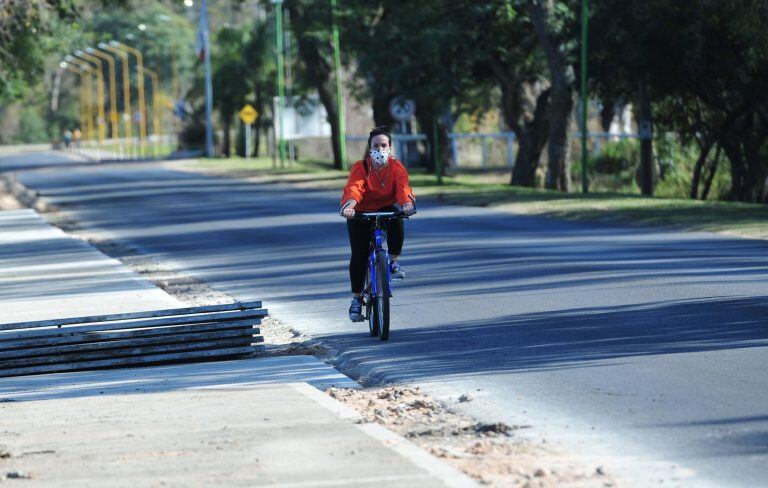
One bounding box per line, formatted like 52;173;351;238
0;301;266;378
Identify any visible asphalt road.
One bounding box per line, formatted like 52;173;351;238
4;152;768;487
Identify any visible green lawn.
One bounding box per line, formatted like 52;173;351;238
177;157;768;240
186;156;346;176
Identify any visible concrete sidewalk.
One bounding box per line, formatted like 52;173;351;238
0;208;476;487
0;208;181;323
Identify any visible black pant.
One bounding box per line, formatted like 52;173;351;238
347;207;404;294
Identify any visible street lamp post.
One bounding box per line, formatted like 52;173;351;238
331;0;347;170
69;61;97;145
138;17;181;134
200;0;215;158
81;68;95;143
109;41;148;157
100;42;134;159
142;66;163;158
73;51;106;152
59;62;90;146
273;0;286;167
87;47;121;158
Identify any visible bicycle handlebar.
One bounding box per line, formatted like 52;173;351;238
351;209;416;219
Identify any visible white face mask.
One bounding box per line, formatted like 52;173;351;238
370;149;390;167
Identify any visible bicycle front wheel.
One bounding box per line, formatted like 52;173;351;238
375;251;390;341
365;270;376;337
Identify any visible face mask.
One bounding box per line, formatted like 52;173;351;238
370;149;390;167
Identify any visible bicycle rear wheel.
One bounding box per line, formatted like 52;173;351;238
375;251;390;341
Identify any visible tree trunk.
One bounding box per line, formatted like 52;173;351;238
600;100;614;133
530;0;574;192
722;135;744;201
315;77;343;169
690;136;715;199
222;114;232;157
637;79;654;195
254;84;263;157
372;89;395;128
288;4;343;169
486;53;550;187
721;111;768;202
416;109;449;174
545;79;573;191
512;89;551;186
701;144;721;201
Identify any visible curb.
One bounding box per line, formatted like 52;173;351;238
293;382;479;488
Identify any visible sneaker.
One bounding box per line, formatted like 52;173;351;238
348;297;364;322
390;259;405;280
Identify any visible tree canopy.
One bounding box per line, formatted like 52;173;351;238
3;0;768;202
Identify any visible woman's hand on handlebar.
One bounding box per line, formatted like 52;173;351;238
340;199;357;219
402;202;415;216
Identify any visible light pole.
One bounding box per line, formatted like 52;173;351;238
273;0;286;167
142;66;163;157
73;51;106;151
331;0;347;170
81;67;95;143
138;18;180;115
99;42;134;159
580;0;589;193
109;41;148;157
199;0;215;157
59;61;90;146
68;61;97;145
86;47;120;157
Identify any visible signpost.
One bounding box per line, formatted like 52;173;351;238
239;104;258;161
389;97;416;164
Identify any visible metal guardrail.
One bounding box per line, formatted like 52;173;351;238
347;131;642;168
347;132;517;167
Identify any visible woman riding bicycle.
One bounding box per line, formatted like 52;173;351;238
340;126;416;322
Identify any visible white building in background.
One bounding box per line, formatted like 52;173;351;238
608;103;635;139
272;95;331;140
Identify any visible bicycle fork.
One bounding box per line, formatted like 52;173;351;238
369;229;392;298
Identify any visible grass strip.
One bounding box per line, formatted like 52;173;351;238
179;157;768;240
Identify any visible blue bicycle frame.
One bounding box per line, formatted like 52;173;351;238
368;219;393;298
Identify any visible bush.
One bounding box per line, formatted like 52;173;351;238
179;119;207;149
11;106;49;143
590;139;639;174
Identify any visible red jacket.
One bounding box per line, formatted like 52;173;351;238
341;155;415;212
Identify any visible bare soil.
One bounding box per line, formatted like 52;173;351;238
328;386;618;487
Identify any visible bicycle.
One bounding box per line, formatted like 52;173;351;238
352;210;413;341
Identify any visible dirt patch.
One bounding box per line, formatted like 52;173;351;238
327;386;619;487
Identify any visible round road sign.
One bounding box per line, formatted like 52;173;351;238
389;97;416;122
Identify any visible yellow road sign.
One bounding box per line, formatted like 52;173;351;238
239;104;258;125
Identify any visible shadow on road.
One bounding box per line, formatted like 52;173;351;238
323;295;768;381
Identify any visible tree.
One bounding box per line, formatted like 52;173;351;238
212;27;252;157
464;1;550;186
0;1;76;103
526;0;578;191
590;0;768;202
242;19;277;157
284;0;346;168
341;0;483;173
